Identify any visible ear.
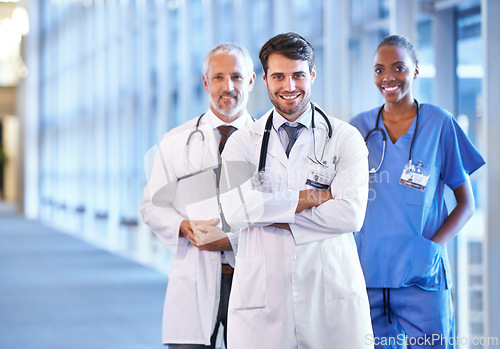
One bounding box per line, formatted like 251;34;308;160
414;66;419;79
248;72;256;91
262;69;268;87
311;65;317;84
202;74;210;93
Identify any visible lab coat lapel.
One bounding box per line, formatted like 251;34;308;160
266;131;288;168
197;121;220;168
252;110;288;168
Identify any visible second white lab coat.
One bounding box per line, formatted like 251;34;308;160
221;107;374;349
141;110;252;345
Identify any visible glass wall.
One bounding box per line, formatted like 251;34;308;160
455;6;488;346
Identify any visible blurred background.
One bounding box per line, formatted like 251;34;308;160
0;0;498;347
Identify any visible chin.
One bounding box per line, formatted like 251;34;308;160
220;109;241;121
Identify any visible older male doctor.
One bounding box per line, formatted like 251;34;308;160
141;42;255;348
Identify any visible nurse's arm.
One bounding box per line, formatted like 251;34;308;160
430;178;475;245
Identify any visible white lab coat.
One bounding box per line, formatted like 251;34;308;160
140;110;253;345
220;107;374;349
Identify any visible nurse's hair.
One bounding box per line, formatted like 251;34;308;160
203;42;254;79
377;35;419;66
259;32;315;76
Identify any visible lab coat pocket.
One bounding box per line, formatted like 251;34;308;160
321;241;366;301
168;243;197;280
406;236;445;290
233;255;268;310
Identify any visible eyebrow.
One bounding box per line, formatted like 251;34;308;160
269;71;307;76
374;61;406;67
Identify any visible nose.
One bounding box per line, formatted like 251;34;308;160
284;76;296;91
223;77;234;91
382;71;394;82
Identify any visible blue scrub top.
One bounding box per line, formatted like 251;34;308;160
350;104;485;290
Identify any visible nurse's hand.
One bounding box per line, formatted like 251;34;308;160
295;189;333;213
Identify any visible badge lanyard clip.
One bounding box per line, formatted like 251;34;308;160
399;160;430;191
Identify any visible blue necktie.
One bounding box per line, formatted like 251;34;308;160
281;124;303;157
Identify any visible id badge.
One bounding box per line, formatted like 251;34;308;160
399;160;430;191
305;159;337;190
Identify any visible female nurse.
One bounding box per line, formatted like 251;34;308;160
350;35;485;348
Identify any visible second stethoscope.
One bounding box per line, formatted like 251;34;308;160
364;98;420;174
185;113;207;173
252;102;333;186
185;112;257;173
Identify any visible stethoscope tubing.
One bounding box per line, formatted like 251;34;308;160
254;102;333;184
365;98;420;171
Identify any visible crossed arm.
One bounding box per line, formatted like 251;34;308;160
272;189;333;231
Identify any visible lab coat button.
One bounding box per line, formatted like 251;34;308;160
291;255;296;260
293;292;298;297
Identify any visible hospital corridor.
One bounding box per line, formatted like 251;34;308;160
0;0;499;348
0;202;166;348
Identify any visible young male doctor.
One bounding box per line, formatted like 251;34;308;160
219;32;374;348
141;42;255;348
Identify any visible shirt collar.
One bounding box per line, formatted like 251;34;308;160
272;103;312;131
206;108;252;130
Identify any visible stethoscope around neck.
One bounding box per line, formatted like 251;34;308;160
251;102;333;186
185;112;256;173
364;98;420;173
185;113;207;173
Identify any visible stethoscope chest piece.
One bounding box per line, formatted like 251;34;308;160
251;170;265;186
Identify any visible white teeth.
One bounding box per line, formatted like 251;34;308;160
384;86;398;92
281;95;298;100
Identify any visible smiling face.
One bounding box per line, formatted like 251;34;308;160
373;45;418;106
203;52;255;123
263;53;316;122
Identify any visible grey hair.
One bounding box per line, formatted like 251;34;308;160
203;42;254;78
377;35;419;66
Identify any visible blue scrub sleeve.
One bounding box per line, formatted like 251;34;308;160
441;116;485;190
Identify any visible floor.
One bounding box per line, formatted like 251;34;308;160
0;202;168;349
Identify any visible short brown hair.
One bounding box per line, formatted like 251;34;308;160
259;32;315;76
